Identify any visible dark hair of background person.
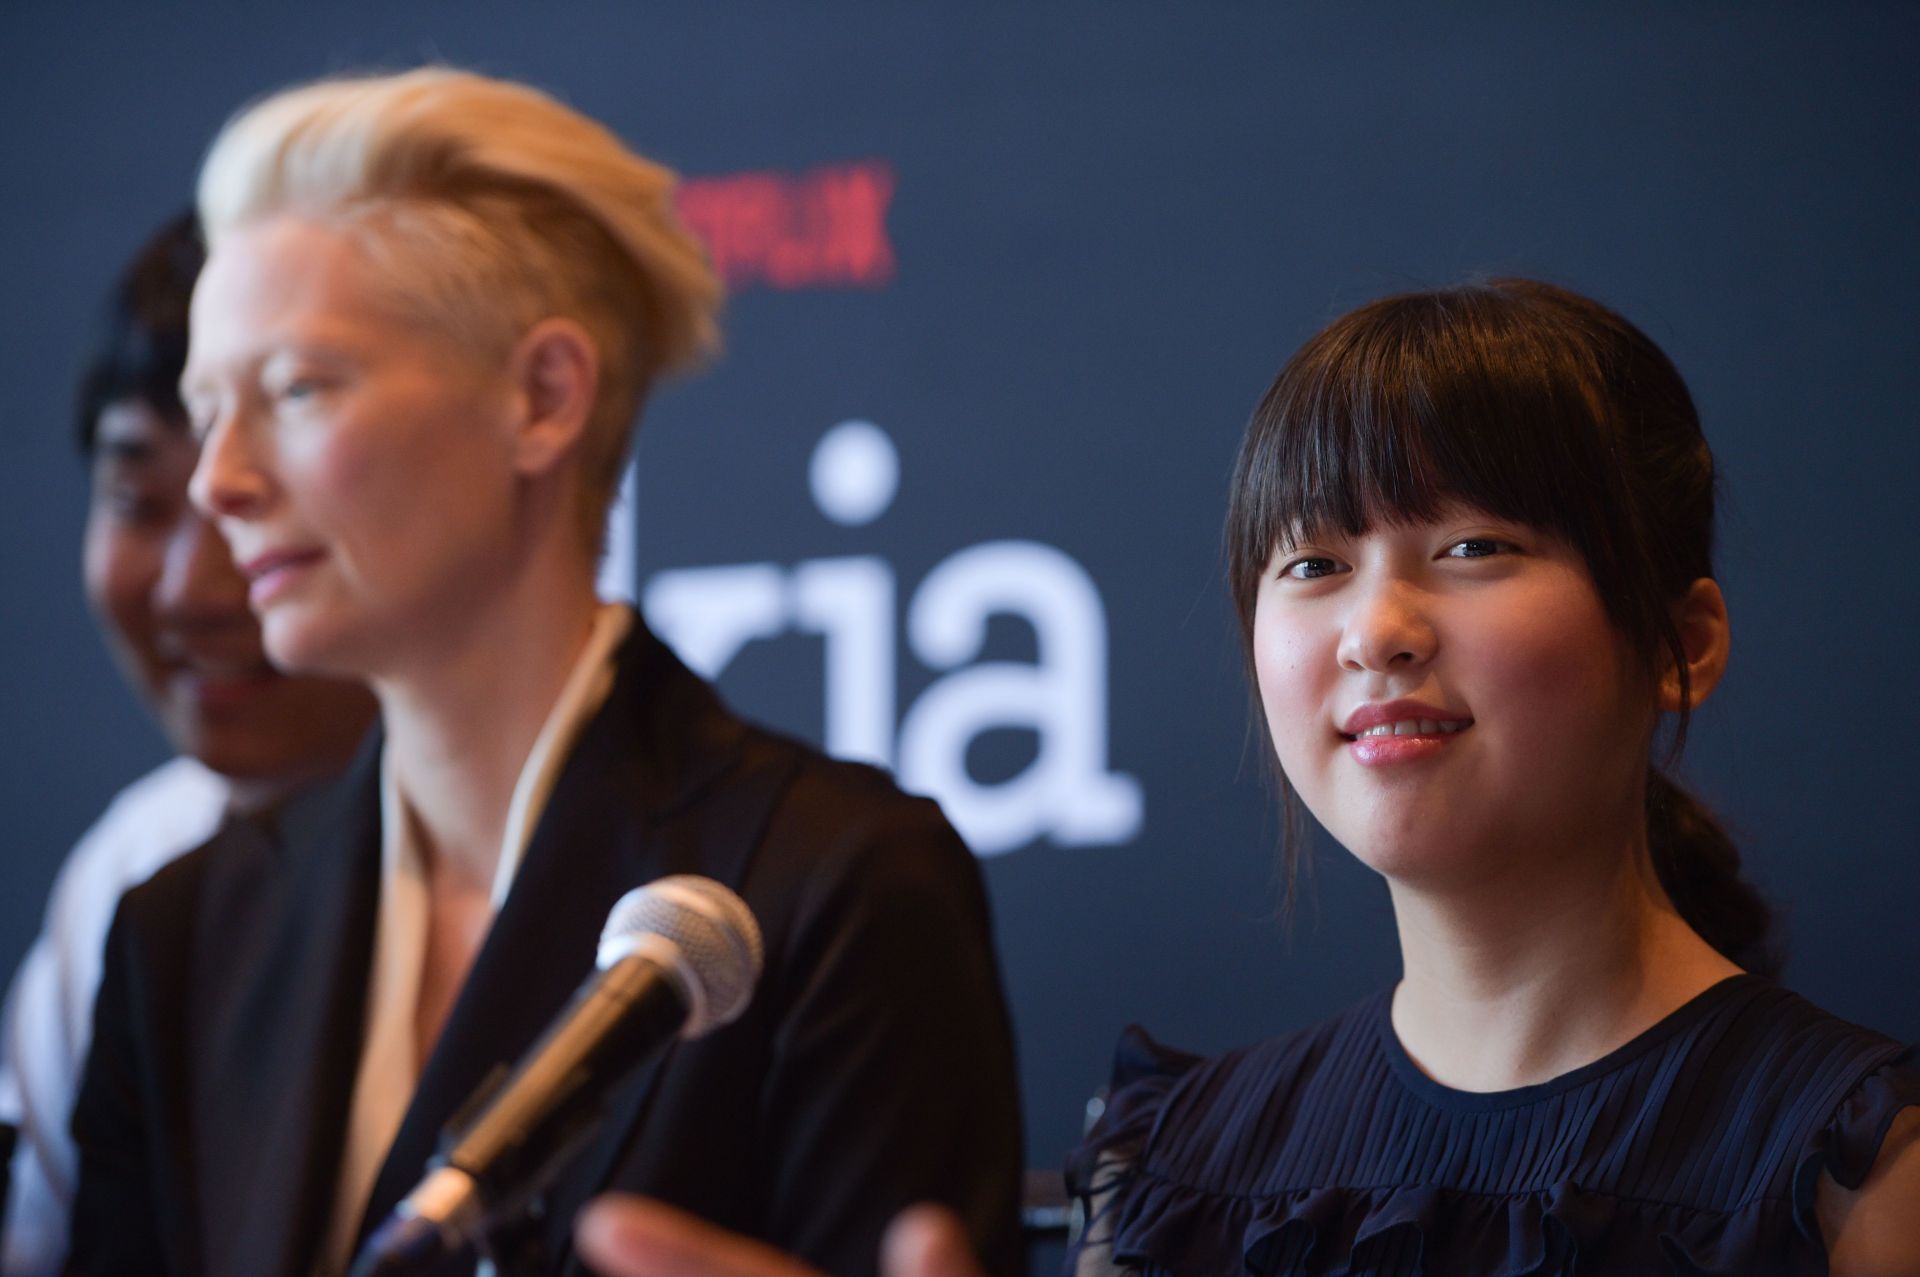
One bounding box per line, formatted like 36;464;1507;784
74;210;204;453
1223;277;1778;977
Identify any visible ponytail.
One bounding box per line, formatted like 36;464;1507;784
1646;768;1778;978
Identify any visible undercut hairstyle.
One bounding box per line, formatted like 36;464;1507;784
75;211;205;453
195;67;722;539
1225;278;1776;975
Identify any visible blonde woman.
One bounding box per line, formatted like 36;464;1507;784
67;69;1020;1277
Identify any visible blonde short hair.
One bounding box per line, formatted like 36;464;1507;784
196;67;721;532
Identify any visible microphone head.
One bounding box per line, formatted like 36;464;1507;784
597;876;763;1037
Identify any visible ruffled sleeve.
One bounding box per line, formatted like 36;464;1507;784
1062;1026;1202;1276
1790;1043;1920;1242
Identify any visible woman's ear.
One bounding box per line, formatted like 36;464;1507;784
1659;578;1731;712
506;317;600;478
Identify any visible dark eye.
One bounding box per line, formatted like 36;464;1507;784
1446;538;1516;559
103;486;177;527
1282;555;1343;580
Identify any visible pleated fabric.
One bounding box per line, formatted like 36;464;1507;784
1065;976;1920;1276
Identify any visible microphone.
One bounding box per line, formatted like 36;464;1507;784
349;875;763;1276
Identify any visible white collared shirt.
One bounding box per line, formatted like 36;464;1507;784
1;757;231;1277
321;603;633;1277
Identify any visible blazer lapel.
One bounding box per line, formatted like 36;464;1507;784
188;741;382;1277
352;622;757;1258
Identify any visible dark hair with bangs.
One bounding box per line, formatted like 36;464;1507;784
74;211;204;454
1226;278;1775;976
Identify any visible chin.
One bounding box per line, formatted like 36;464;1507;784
260;611;367;682
1334;824;1495;889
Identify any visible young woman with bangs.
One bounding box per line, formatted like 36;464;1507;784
576;280;1919;1276
1058;279;1919;1277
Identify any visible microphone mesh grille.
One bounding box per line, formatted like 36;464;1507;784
598;876;763;1036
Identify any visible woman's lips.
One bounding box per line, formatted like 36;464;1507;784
1339;703;1473;767
1346;727;1468;766
240;548;324;606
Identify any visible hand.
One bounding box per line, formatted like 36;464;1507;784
574;1195;987;1277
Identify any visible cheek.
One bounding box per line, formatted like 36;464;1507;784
296;400;502;543
83;519;159;648
275;424;431;581
1251;603;1332;777
285;422;389;518
1475;593;1648;761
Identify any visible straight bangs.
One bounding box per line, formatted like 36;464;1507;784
1227;286;1643;644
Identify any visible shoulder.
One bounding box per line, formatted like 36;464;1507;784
1065;1005;1386;1276
615;625;977;894
1174;997;1384;1134
26;758;230;991
1777;991;1920;1276
51;758;229;917
1694;982;1920;1270
1070;997;1386;1193
740;730;982;901
0;760;226;1131
1680;980;1914;1146
1706;977;1905;1060
1821;1104;1920;1277
777;748;970;865
691;729;1011;1030
752;738;991;950
103;767;320;961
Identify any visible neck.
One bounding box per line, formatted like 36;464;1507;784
1386;823;1741;1092
373;551;603;892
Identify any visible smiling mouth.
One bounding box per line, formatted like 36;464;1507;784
241;548;323;582
1342;719;1472;740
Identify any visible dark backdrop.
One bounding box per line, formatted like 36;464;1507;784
3;3;1916;1264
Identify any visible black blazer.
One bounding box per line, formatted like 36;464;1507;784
67;619;1023;1277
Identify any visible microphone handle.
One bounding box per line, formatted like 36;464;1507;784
352;953;688;1276
449;951;686;1187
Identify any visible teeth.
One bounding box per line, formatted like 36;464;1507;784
1356;719;1466;738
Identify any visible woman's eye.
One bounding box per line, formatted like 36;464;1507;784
270;371;335;405
1282;556;1343;580
1446;538;1517;559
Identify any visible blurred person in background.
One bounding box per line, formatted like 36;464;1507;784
0;212;376;1276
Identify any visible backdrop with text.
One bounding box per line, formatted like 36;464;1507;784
2;7;1915;1258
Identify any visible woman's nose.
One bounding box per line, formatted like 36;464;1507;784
187;411;273;522
1336;578;1438;673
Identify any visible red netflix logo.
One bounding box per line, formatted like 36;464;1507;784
676;161;896;291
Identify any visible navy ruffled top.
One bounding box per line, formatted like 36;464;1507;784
1065;976;1919;1276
